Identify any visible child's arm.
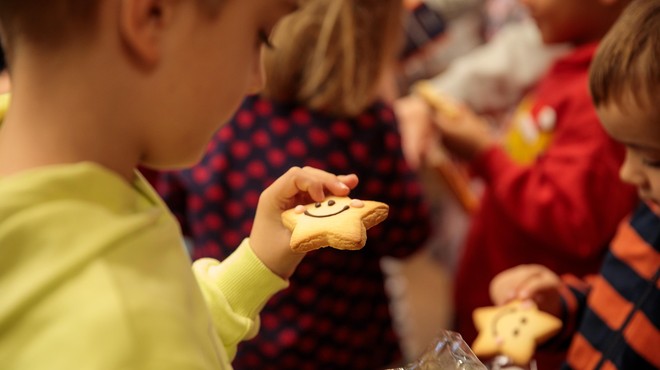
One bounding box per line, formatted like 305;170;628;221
490;264;596;348
192;167;358;360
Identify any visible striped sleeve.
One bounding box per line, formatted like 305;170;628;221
563;203;660;369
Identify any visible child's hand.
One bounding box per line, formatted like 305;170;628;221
433;105;495;162
489;264;563;318
394;94;439;170
249;166;359;279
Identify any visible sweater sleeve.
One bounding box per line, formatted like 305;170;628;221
471;101;636;260
192;239;288;361
545;274;596;348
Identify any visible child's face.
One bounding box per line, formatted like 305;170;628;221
144;0;297;168
519;0;604;44
598;101;660;213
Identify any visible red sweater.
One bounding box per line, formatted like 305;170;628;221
453;43;638;368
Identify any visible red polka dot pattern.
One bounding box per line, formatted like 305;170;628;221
153;95;431;370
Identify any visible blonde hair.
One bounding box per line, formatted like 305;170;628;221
589;0;660;110
263;0;403;117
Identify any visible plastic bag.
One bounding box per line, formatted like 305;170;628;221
387;331;487;370
486;356;538;370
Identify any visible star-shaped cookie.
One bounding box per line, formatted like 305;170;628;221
281;196;389;252
471;300;562;366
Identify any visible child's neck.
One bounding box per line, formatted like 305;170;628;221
0;66;140;182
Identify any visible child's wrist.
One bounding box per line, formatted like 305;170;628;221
248;233;305;280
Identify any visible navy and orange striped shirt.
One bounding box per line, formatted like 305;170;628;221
557;202;660;369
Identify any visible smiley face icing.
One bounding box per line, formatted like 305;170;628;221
281;196;389;252
471;300;562;366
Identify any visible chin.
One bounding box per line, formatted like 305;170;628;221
140;150;206;171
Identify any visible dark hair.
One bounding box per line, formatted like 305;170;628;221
0;1;100;53
590;0;660;109
0;0;224;56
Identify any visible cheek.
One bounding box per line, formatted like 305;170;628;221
214;49;260;115
650;171;660;197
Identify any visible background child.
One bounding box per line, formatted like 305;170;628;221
490;2;659;368
0;1;365;369
395;0;639;368
153;0;432;368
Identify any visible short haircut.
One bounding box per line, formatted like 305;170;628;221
263;0;403;117
590;0;660;110
0;1;100;52
0;0;223;62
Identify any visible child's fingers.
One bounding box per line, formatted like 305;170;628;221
268;166;357;207
490;264;545;305
517;269;561;301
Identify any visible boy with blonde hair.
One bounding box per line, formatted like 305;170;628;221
490;0;660;368
0;1;364;369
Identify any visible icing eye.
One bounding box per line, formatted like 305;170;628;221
328;200;336;206
513;329;519;337
521;317;527;324
315;203;321;208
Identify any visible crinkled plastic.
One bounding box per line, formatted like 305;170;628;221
387;331;487;370
487;356;538;370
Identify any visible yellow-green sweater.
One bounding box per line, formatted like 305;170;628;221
0;162;288;369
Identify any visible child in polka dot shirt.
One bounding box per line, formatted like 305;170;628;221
154;0;432;369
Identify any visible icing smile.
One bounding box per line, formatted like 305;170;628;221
304;199;351;218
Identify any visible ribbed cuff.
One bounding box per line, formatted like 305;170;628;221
202;239;288;318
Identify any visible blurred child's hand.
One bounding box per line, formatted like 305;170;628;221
249;166;359;279
394;94;439;170
433;105;495;162
489;264;563;318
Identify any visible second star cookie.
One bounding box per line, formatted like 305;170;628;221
471;300;562;366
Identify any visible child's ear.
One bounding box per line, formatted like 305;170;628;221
118;0;169;68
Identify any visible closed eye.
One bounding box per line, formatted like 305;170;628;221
259;30;275;50
642;158;660;168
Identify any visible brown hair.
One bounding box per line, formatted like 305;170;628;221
0;0;223;63
262;0;403;117
0;1;100;53
590;0;660;110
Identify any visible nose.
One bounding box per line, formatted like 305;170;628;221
619;150;648;188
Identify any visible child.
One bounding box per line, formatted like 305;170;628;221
0;1;364;369
153;0;432;368
397;0;639;368
489;2;660;368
